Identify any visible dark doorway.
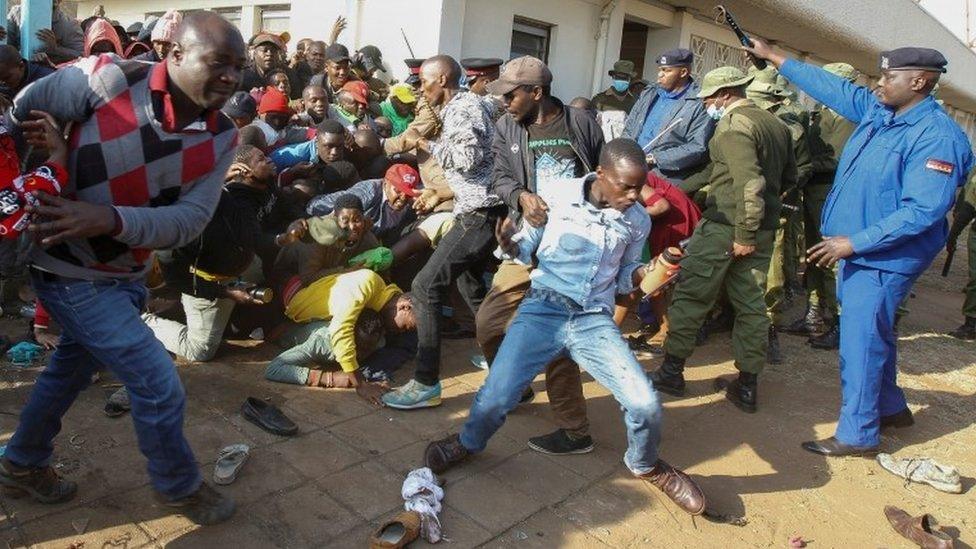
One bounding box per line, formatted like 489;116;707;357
620;19;649;78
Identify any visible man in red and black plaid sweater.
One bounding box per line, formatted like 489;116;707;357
0;12;245;526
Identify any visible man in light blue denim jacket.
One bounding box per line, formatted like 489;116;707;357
422;139;707;516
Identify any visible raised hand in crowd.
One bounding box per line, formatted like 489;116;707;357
328;16;347;46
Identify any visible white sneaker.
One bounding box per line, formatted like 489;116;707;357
877;453;962;493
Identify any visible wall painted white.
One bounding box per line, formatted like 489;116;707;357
460;0;603;101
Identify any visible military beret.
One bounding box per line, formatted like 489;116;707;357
822;62;858;82
656;48;693;67
461;57;504;76
879;47;947;73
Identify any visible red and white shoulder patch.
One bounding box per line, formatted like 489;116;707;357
925;158;955;175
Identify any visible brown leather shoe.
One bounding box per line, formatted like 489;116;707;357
424;434;469;474
884;505;953;549
641;460;706;515
369;510;422;548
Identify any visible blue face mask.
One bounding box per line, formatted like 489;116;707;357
611;79;630;93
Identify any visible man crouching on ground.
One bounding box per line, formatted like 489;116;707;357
423;139;707;516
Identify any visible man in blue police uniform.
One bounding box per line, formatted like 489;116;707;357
743;40;974;456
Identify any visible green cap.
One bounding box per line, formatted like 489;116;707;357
305;215;348;246
697;66;754;98
822;62;858;82
609;60;636;78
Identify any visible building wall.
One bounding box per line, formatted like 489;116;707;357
460;0;603;101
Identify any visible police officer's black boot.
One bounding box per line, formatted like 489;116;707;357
782;303;824;336
947;316;976;340
649;354;686;397
766;326;782;364
714;371;758;413
809;319;839;350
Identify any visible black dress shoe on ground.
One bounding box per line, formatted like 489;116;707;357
649;354;686;397
160;483;236;525
527;429;594;456
241;397;298;436
881;408;915;429
782;306;825;337
801;437;878;457
808;322;839;350
947;317;976;340
714;372;757;413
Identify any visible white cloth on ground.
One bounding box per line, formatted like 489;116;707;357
401;467;445;542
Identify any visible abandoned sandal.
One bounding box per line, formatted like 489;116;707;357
369;510;422;549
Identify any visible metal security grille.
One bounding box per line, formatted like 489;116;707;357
690;34;751;82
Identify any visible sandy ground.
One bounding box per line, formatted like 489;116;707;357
0;248;973;548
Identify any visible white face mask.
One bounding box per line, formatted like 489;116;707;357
706;102;725;121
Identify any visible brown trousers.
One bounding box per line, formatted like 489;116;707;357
475;262;589;436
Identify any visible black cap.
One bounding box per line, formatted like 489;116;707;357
222;92;257;119
461;57;503;75
357;45;383;71
656;48;693;67
325;43;351;63
880;47;947;73
126;21;143;34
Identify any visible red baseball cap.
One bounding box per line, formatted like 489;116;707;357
385;164;421;197
257;86;292;115
341;80;370;106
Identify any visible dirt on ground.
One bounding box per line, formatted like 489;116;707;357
0;249;973;548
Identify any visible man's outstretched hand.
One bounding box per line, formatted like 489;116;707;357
740;37;788;69
27;193;117;246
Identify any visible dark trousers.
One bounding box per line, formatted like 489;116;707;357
412;207;503;385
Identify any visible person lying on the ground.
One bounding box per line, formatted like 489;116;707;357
266;309;387;391
142;145;283;362
271;194;380;290
306;163;420;245
274;268;416;404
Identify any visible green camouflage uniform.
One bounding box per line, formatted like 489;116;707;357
665;93;797;374
804;64;858;320
949;169;976;318
746;67;813;326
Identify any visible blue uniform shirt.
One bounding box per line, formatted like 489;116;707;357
781;59;974;275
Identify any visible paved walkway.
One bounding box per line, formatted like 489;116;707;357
0;260;974;548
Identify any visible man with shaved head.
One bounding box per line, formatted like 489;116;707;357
383;54;505;409
745;40;974;456
0;12;245;524
0;44;54;106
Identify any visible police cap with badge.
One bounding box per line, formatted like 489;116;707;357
879;47;947;73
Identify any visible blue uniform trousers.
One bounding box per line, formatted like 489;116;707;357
835;260;916;447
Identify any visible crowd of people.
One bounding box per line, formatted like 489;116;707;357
0;2;972;534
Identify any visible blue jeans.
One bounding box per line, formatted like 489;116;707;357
835;261;917;447
5;270;201;500
460;289;662;474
